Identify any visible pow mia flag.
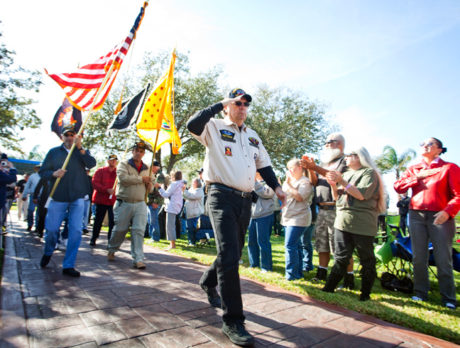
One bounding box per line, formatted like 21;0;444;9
108;85;149;131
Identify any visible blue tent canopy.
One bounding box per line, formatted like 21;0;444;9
9;158;41;175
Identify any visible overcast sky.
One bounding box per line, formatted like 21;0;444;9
1;0;459;209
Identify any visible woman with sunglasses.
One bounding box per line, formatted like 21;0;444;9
322;147;386;301
394;137;460;309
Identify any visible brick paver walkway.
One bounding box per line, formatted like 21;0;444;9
1;217;457;347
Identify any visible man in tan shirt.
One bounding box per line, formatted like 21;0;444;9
187;88;286;347
107;141;156;269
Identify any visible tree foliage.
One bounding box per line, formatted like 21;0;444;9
83;50;222;172
375;145;416;179
0;29;42;153
246;86;331;174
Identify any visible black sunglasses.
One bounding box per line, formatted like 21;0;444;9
325;140;338;145
234;101;250;107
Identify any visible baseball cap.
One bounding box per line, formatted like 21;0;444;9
153;161;160;167
61;124;76;135
131;141;150;151
197;168;203;174
108;154;118;161
228;88;252;103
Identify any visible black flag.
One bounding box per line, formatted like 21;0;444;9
51;98;83;137
108;85;149;131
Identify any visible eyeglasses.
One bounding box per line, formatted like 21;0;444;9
234;101;250;107
345;153;358;158
325;140;338;145
420;142;435;147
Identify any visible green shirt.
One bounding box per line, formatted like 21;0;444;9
334;167;380;236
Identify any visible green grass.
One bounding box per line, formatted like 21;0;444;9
144;232;460;344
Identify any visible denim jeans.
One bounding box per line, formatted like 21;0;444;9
186;216;199;244
43;199;84;269
300;224;315;271
27;196;37;229
284;225;307;280
200;185;252;325
248;214;274;271
147;206;160;241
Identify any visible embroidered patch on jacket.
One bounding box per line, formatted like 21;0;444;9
225;146;232;156
248;137;259;148
220;129;236;142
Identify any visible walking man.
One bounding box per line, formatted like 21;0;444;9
187;88;286;346
90;154;118;246
107;141;156;269
23;165;41;231
39;125;96;277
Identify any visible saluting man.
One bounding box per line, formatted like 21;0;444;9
187;88;286;347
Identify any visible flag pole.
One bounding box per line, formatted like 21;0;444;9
46;61;119;207
46;1;148;207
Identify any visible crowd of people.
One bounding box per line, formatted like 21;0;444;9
1;88;458;347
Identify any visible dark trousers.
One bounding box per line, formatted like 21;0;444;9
328;229;376;295
199;185;252;325
399;214;408;234
91;204;114;243
36;205;47;236
409;210;456;305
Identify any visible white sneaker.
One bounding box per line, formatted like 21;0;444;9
445;302;456;309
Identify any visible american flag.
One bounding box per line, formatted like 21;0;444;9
46;3;147;111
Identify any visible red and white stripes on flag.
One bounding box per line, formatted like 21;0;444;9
45;3;146;111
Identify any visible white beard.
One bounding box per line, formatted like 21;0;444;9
320;148;343;164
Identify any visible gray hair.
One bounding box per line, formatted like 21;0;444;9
327;133;345;147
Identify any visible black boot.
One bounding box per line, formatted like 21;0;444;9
322;268;344;293
343;273;355;290
313;267;327;282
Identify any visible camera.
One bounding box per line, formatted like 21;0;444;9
1;160;7;167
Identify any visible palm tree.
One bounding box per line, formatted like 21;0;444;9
375;145;416;180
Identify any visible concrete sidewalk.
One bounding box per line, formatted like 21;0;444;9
1;218;457;348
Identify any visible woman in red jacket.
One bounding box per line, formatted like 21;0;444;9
394;137;460;309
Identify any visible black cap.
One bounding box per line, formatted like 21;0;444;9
228;88;252;102
61;124;76;135
153;161;160;167
1;153;8;160
131;141;150;151
197;168;203;174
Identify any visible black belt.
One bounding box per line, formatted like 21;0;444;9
209;183;252;199
318;204;336;211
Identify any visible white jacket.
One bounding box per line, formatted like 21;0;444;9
183;187;204;219
23;173;41;197
159;180;184;215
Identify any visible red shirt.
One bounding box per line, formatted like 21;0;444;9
394;158;460;218
91;166;117;206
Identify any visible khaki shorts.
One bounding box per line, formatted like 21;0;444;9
314;209;336;253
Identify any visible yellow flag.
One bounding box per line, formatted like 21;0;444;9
136;51;181;154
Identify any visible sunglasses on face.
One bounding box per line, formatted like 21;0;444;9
325;140;338;145
64;132;75;137
234;101;250;107
420;142;435;147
